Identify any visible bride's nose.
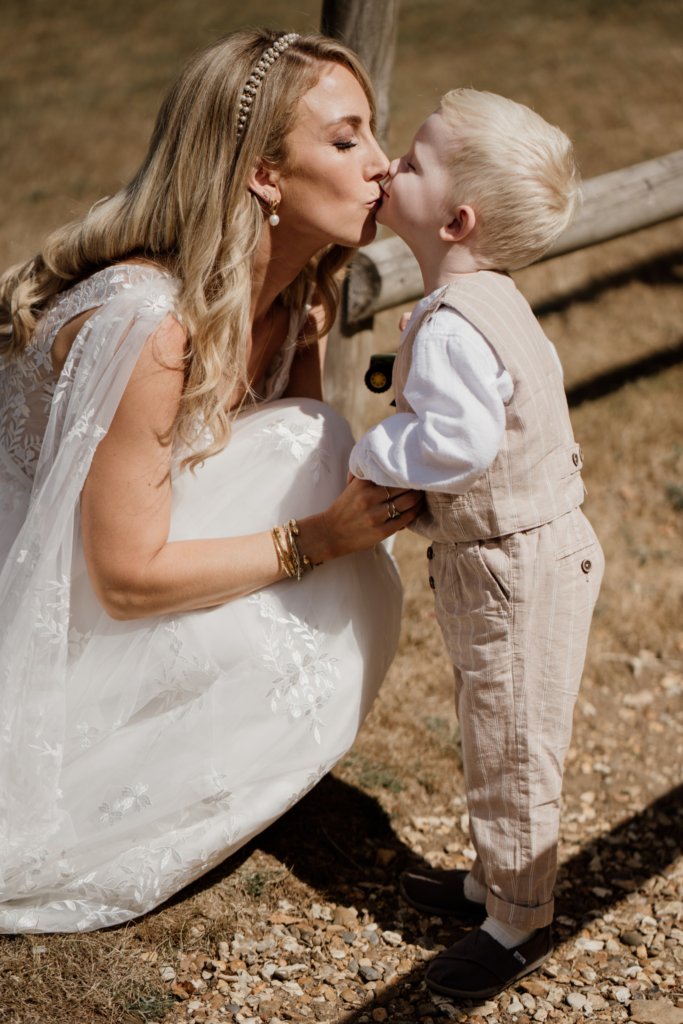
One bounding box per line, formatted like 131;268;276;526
366;136;390;181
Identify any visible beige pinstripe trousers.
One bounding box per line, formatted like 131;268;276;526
430;506;604;929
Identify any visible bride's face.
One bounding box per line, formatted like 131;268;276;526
277;63;389;250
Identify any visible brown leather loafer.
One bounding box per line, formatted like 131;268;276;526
426;924;553;999
399;868;488;920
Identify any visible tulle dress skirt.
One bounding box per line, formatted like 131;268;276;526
0;397;402;932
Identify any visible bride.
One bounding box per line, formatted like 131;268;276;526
0;30;420;933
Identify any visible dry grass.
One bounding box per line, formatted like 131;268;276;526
1;1;683;1021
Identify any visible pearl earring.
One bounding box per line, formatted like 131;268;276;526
267;198;280;227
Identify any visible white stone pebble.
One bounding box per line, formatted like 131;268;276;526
574;937;604;952
566;991;586;1010
282;981;303;997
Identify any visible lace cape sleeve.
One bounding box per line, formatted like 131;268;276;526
0;276;179;884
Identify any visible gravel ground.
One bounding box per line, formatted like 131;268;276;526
153;789;683;1024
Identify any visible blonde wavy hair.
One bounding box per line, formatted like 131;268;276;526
439;89;581;271
0;30;376;468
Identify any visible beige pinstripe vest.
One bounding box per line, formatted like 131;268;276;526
394;271;585;543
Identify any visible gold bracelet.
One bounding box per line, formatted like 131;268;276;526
286;519;304;582
288;519;317;580
271;519;316;581
271;525;296;577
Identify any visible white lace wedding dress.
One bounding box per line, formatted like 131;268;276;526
0;265;402;933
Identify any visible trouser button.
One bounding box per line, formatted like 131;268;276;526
427;546;434;560
581;558;592;573
429;576;435;590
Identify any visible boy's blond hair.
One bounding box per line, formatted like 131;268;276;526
439;88;581;271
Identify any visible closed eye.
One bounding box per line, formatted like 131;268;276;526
334;140;358;151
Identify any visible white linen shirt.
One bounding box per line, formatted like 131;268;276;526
349;285;563;494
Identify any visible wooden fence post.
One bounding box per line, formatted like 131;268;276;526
320;0;400;436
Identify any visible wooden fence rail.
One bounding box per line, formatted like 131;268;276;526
342;148;683;333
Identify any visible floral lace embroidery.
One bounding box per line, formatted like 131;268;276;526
99;783;152;828
285;761;333;811
34;574;72;647
0;265;174;484
68;628;92;660
248;594;340;744
204;773;233;806
67;621;212;759
254;416;330;484
76;721;100;750
222;816;241;847
0;471;28;518
153;621;214;721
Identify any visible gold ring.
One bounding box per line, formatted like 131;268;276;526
384;487;392;501
387;500;401;520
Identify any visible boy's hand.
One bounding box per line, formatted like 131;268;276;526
398;311;411;333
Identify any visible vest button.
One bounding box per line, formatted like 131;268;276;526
429;576;435;590
581;559;592;574
572;451;580;466
427;546;434;560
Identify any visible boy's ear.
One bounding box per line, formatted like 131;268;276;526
247;164;282;204
440;205;476;243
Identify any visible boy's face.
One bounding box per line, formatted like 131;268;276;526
377;111;455;244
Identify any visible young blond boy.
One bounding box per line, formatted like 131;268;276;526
349;90;604;998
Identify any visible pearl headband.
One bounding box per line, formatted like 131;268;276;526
236;33;299;139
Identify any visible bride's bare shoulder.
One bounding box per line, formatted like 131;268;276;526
151;312;187;371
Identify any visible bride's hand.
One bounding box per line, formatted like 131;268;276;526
297;477;424;564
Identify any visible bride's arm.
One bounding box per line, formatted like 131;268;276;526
81;317;420;621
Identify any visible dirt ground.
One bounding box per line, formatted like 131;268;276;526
1;1;683;1023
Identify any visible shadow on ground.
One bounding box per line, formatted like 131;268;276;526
533;247;683;320
530;246;683;407
566;340;683;407
155;773;683;1018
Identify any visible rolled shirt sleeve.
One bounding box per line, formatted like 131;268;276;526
349;304;514;493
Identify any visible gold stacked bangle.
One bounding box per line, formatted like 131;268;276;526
271;518;316;582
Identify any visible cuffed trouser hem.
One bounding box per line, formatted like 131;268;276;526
486;890;555;930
